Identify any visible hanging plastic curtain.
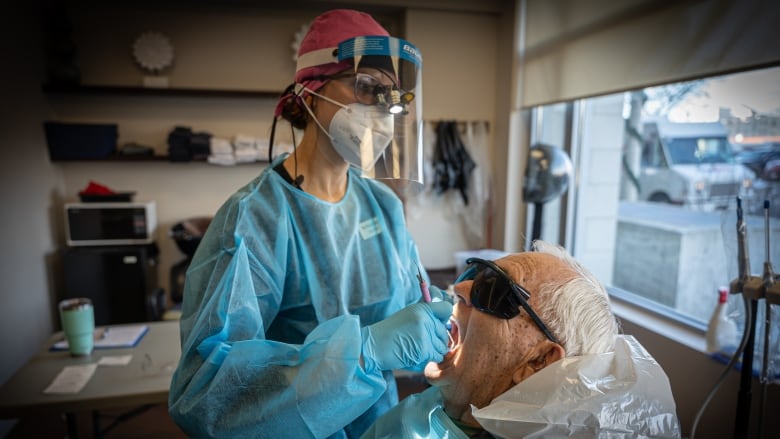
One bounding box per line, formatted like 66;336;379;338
406;120;491;252
432;121;476;204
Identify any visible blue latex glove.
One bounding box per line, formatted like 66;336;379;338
361;301;453;374
426;285;453;304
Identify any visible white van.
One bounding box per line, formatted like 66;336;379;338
638;120;755;210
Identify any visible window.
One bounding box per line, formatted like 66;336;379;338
527;66;780;329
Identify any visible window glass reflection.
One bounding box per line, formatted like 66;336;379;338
530;66;780;326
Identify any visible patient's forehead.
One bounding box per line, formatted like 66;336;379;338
496;252;576;290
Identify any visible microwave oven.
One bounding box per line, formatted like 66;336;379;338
65;201;157;246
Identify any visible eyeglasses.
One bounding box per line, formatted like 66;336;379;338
325;72;414;114
455;257;560;344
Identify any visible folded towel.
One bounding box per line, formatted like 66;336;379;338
207;154;236;166
235;147;257;163
210;137;233;155
255;139;270;162
233;134;255;150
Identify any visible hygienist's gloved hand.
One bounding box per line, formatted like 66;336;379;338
426;285;453;304
361;301;453;374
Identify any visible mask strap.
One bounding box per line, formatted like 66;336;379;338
298;92;332;142
300;85;351;112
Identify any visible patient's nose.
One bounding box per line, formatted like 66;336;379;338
453;280;474;307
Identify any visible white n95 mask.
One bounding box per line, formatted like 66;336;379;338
328;104;394;172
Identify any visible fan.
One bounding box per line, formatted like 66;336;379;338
523;143;573;245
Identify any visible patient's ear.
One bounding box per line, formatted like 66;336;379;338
512;341;565;384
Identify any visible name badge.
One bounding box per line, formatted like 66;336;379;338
359;217;382;240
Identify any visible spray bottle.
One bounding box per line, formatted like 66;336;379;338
706;286;738;353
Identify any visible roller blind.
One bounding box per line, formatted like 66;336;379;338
520;0;780;108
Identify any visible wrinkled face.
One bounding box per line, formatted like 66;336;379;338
424;252;575;424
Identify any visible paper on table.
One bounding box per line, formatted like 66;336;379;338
43;364;97;394
98;355;133;366
52;325;148;351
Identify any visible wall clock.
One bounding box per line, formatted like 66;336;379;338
132;31;175;73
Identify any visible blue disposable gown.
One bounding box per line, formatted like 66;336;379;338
360;387;470;439
169;154;426;438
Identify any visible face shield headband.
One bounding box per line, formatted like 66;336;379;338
456;258;560;344
296;36;424;190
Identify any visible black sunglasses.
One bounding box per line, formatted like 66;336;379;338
455;257;559;344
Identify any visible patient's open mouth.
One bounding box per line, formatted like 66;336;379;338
447;318;460;350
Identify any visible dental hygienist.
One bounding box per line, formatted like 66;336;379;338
168;9;453;439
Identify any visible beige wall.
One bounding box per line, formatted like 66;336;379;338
406;9;497;122
70;4;301;91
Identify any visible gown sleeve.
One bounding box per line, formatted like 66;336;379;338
168;194;389;438
358;387;469;439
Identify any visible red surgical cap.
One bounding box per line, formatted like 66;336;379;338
275;9;390;117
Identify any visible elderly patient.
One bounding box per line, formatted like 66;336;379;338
362;240;681;438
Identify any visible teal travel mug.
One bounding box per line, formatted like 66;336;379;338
58;298;95;356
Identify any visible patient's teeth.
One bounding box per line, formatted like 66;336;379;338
446;318;457;349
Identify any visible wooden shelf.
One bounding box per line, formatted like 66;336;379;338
42;83;282;99
52;155;268;164
52;154;169;162
43;83;277;166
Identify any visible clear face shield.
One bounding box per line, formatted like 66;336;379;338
334;36;424;191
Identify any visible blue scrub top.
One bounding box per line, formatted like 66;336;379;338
169;155;426;438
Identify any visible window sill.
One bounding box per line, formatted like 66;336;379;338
608;287;707;353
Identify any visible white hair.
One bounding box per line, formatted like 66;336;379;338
531;240;619;356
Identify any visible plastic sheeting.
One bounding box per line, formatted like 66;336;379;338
472;335;681;438
360;335;679;438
